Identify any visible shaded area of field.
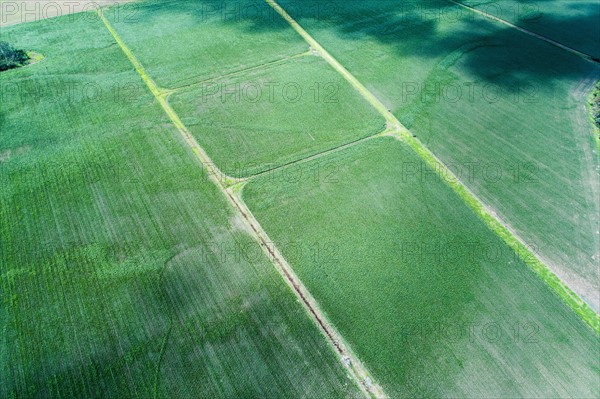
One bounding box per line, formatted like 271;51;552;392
170;55;385;177
277;0;600;310
0;13;362;398
243;137;600;398
458;0;600;58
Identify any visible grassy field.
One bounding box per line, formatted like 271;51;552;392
2;0;599;397
458;0;600;58
277;0;600;310
0;12;362;398
243;137;600;398
170;55;384;177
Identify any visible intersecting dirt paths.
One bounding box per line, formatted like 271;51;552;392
265;0;599;333
98;8;379;399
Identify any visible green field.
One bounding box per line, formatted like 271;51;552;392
243;137;600;397
170;55;384;177
1;0;599;397
277;0;600;310
110;0;385;176
110;0;309;88
0;12;362;398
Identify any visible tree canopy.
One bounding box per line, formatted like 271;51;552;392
0;41;29;71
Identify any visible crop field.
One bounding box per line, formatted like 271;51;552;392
0;1;136;27
170;55;384;176
0;11;362;398
110;0;309;88
1;0;599;398
277;0;600;310
243;137;600;397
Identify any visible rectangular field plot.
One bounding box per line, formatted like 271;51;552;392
110;0;309;88
170;55;385;177
459;0;600;58
0;14;361;398
242;137;600;398
277;0;600;310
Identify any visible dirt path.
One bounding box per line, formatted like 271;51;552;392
448;0;600;64
265;0;600;334
97;9;378;399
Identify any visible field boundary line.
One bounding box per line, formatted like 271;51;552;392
448;0;600;64
237;128;389;183
97;10;378;399
383;131;600;333
266;0;600;334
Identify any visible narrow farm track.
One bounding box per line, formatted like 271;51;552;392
239;128;390;182
448;0;600;64
268;0;401;130
265;0;600;333
97;9;381;399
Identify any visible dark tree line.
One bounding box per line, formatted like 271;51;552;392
0;41;30;71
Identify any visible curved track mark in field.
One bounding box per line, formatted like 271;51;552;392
448;0;600;64
153;320;173;399
97;9;376;399
265;0;600;333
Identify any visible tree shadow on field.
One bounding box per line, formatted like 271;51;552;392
457;0;600;58
119;0;295;33
278;0;600;85
126;0;600;88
